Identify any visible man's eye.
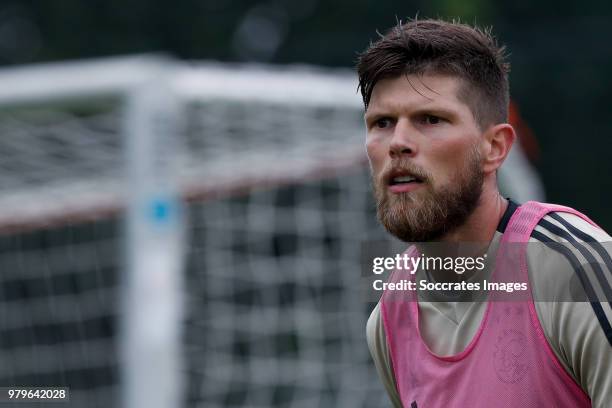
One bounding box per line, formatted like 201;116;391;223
422;115;441;125
375;118;393;129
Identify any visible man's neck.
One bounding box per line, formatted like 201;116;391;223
442;189;508;244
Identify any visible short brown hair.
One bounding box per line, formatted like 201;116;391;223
356;19;510;129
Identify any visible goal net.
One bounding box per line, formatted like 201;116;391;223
0;56;543;408
0;57;390;408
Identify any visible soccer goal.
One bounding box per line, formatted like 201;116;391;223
0;56;393;408
0;55;543;408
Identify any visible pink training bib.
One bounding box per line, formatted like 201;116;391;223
380;201;593;407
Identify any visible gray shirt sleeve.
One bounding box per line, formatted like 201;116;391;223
529;212;612;408
366;302;402;407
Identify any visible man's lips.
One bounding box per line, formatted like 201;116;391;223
388;182;423;193
384;170;426;194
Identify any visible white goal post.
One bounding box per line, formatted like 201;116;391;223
0;56;187;408
0;55;543;408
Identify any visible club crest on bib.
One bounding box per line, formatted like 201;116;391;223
493;329;528;383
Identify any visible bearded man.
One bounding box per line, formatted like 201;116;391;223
358;19;612;408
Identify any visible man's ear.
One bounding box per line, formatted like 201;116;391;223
482;123;516;174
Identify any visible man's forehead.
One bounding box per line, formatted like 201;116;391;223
368;74;466;111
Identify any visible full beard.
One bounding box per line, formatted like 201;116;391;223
373;150;484;243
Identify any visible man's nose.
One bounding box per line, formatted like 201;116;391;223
389;118;418;159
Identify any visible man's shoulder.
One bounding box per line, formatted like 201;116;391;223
530;208;610;244
522;205;612;347
366;301;382;342
505;202;611;282
525;207;611;289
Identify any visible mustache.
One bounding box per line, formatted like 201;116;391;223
379;160;431;184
